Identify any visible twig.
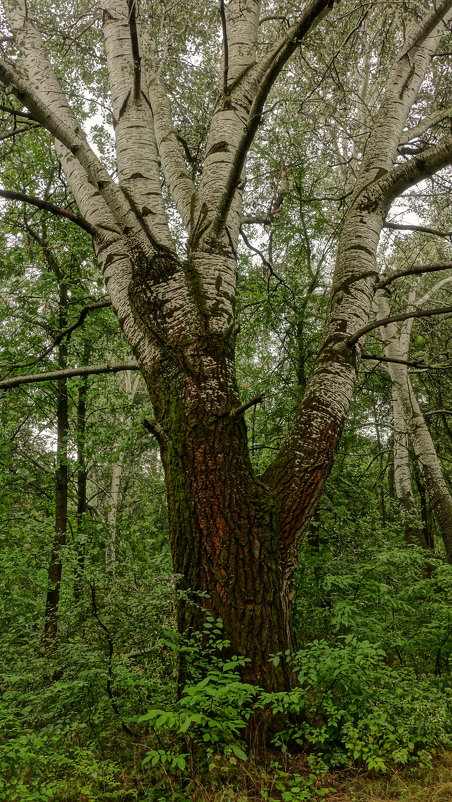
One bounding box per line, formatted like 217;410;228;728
230;394;265;418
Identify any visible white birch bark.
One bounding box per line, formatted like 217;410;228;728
264;0;452;583
375;285;452;562
102;0;174;248
392;393;426;548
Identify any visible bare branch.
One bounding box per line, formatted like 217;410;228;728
0;122;41;141
384;221;452;238
0;362;139;390
361;353;446;369
349;306;452;345
229;394;264;418
0;103;37;120
377;261;452;289
0;189;97;235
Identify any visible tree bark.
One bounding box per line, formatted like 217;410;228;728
375;288;452;562
143;339;294;692
392;391;427;548
44;282;69;642
74;345;90;598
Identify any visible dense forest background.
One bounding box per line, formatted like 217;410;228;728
0;0;452;799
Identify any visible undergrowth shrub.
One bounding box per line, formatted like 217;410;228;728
261;635;452;771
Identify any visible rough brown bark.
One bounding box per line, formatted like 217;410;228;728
143;337;294;692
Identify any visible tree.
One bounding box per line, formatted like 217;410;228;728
375;274;452;559
0;0;451;693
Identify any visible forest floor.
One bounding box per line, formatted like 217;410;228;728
200;752;452;801
314;753;452;802
319;752;452;802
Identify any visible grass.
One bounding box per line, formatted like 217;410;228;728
192;752;452;802
325;752;452;801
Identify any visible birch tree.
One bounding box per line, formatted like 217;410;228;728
1;0;452;693
375;275;452;561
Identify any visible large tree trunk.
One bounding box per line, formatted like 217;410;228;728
144;342;293;692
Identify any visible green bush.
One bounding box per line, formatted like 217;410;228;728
261;635;452;771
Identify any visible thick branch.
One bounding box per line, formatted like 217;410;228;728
0;362;139;390
377;261;452;289
0;59;133;230
210;0;334;238
382;136;452;203
0;189;96;235
145;74;195;231
400;106;452;145
349;306;452;345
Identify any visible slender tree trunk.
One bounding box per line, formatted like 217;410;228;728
44;282;69;642
392;390;427;548
413;460;435;551
74;347;89;597
105;371;140;574
375;289;452;561
105;455;124;575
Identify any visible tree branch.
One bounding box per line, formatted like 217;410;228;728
229;394;264;418
361;353;448;370
0;58;133;230
377;261;452;289
209;0;335;238
0;103;36;120
384;221;452;238
348;306;452;345
0;362;139;390
399;106;452;145
0;122;41;141
0;189;97;235
381;136;452;204
219;0;229;98
1;300;112;372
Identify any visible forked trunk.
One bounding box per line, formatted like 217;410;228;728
144;340;294;692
